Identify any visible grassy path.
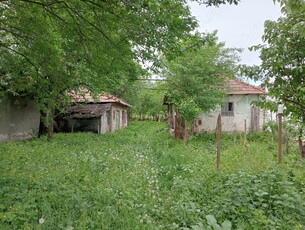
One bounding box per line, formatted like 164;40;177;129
0;121;304;229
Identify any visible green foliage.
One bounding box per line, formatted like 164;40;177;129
122;80;167;120
177;98;200;123
209;169;305;228
205;215;232;230
165;32;240;123
274;0;305;14
248;0;305;130
194;0;240;6
0;122;304;229
0;0;201;137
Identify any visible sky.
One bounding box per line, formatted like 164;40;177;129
189;0;283;66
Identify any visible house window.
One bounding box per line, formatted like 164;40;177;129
221;102;234;116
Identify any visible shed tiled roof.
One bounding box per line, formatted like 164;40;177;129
226;80;265;95
69;89;132;107
66;103;112;119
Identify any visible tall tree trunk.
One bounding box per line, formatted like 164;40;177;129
47;106;55;141
184;121;189;150
299;128;305;158
175;111;181;139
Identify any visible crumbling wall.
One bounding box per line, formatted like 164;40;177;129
0;96;40;142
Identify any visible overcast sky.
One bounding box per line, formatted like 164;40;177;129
189;0;282;66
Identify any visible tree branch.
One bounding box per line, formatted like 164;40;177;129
0;43;40;75
80;0;122;20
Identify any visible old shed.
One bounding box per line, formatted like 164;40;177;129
63;90;131;133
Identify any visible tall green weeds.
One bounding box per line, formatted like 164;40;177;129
0;121;304;229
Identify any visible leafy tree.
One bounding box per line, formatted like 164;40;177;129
0;0;196;139
0;0;242;140
164;32;240;139
195;0;240;6
122;80;167;121
249;0;305;156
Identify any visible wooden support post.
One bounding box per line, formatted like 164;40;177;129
298;129;303;157
278;113;282;163
233;126;236;145
109;106;113;132
184;121;189;150
175;112;181;139
71;120;75;133
244;119;247;153
278;104;283;163
216;114;221;171
97;117;101;134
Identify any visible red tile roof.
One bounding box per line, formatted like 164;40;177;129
69;89;132;107
226;80;265;95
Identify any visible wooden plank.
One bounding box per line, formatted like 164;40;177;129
216;114;221;171
244;119;248;153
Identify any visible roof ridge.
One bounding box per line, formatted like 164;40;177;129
227;79;265;95
235;79;264;91
69;89;132;107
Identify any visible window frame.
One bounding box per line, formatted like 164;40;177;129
221;101;234;116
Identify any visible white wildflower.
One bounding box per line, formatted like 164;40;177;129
39;217;45;224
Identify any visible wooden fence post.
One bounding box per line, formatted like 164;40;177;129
233;126;236;145
244;119;247;153
184;121;189;150
278;104;283;163
216;114;221;171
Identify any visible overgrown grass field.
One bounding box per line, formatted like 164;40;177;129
0;121;304;229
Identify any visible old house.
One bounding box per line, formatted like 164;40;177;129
0;95;40;142
166;79;265;136
63;90;131;133
194;80;265;133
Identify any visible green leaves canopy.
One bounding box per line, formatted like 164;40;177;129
0;0;242;138
0;0;199;132
250;0;305;125
165;33;240;123
0;0;198;93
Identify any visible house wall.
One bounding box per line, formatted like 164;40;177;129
194;94;264;133
0;96;40;142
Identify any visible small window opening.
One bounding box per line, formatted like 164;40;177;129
228;102;234;112
221;102;234;116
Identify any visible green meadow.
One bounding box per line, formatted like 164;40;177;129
0;121;304;229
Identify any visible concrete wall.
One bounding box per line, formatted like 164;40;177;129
0;96;40;142
195;95;264;133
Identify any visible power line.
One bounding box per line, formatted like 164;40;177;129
143;88;168;91
136;78;168;81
